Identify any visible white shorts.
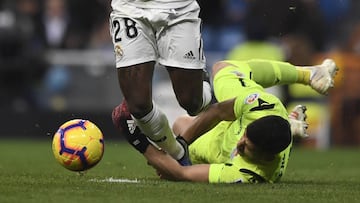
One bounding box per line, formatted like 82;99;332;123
109;1;205;69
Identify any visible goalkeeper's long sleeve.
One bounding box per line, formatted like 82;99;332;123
245;59;310;87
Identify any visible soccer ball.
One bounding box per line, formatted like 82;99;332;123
52;119;104;172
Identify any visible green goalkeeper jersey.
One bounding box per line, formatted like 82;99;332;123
208;144;291;183
207;89;291;183
189;59;296;183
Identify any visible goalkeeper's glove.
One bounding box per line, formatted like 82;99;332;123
288;105;309;138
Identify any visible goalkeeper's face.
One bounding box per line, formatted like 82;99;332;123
236;133;273;163
236;133;259;162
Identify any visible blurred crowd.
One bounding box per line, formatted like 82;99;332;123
0;0;110;112
1;0;360;145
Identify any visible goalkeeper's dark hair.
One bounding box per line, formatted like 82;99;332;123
246;115;292;154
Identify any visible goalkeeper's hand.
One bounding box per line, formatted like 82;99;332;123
288;105;309;138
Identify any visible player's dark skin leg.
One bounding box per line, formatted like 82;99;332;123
118;63;204;121
117;61;155;118
166;67;204;117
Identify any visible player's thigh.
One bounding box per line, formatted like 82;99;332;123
109;10;157;68
166;67;203;107
117;62;155;117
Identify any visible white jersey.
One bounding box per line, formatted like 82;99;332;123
111;0;194;9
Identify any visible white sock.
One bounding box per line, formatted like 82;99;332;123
133;103;184;160
202;81;212;109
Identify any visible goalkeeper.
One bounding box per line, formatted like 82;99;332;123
112;59;338;183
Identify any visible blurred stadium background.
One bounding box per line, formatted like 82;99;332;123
1;0;359;149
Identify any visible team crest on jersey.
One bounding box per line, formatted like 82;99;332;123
114;44;123;58
245;93;259;104
231;70;245;78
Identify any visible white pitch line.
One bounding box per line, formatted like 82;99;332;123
89;177;140;183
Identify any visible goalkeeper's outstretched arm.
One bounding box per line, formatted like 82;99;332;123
143;145;210;182
213;59;338;95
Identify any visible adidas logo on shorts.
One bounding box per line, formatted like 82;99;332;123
183;51;196;59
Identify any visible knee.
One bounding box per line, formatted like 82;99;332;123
172;115;194;136
178;96;202;116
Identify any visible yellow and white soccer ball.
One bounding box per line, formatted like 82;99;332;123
52;119;104;172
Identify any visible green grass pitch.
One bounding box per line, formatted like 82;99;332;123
1;139;360;203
